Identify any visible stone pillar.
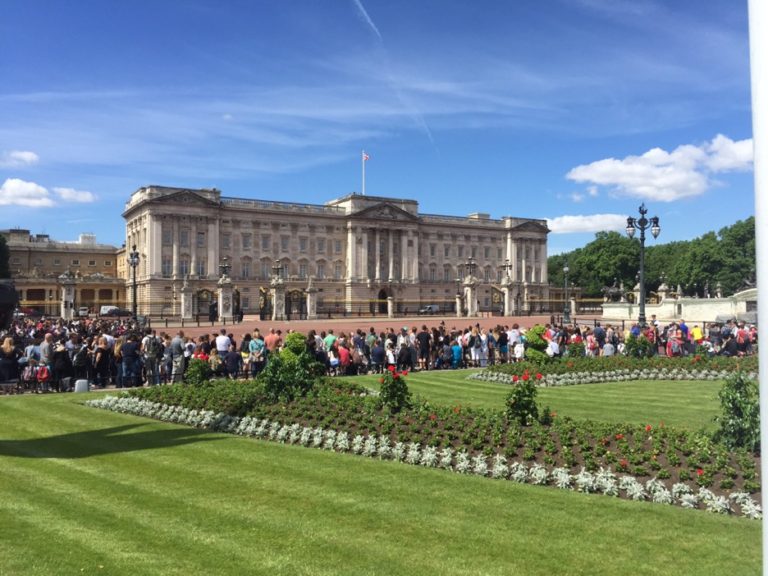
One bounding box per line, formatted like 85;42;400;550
412;232;419;282
306;278;318;320
347;224;357;282
359;227;368;282
464;278;479;317
522;283;530;313
207;220;218;279
455;294;463;318
172;219;179;279
217;275;233;322
271;279;286;321
387;296;394;319
502;279;513;317
539;240;548;285
511;240;518;281
388;231;394;281
401;230;408;281
375;229;381;282
180;277;193;320
60;276;75;320
190;221;198;278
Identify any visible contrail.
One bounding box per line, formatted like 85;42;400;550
352;0;382;40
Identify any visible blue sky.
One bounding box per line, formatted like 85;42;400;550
0;0;754;254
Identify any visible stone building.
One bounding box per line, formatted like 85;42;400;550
123;186;550;318
2;229;124;316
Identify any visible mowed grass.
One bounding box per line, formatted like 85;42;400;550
354;370;722;430
0;393;760;575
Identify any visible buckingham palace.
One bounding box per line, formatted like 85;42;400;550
122;185;550;318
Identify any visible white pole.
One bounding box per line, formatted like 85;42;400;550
747;1;767;573
362;150;366;196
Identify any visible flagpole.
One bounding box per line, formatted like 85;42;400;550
362;150;366;195
747;1;767;573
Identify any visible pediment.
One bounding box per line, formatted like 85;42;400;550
510;221;549;234
151;190;220;208
353;202;419;222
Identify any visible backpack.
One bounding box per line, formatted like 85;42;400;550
73;346;89;367
736;330;748;345
37;366;51;383
473;336;482;349
145;336;160;359
670;340;681;355
22;365;37;383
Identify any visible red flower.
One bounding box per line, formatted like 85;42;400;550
619;458;629;469
512;375;519;383
522;373;530;381
696;468;704;476
550;411;557;419
387;365;396;372
429;413;437;421
453;405;461;414
615;433;624;441
401;370;409;376
645;424;652;432
393;374;399;380
535;373;543;380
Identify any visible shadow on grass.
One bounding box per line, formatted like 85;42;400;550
0;423;222;459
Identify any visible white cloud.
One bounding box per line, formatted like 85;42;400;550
0;178;54;207
569;192;585;203
547;214;628;234
566;135;753;202
0;150;39;168
54;187;97;203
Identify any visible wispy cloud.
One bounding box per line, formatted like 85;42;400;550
54;187;97;203
547;214;628;234
352;0;382;40
0;178;54;207
566;134;752;202
0;150;39;168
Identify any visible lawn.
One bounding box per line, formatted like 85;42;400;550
0;393;760;575
354;370;722;430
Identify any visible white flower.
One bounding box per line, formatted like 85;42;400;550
405;442;422;465
552;467;573;490
491;454;509;479
377;436;391;459
574;468;596;493
529;464;548;485
454;451;471;474
392;442;406;462
362;436;378;457
472;455;488;477
351;434;365;454
439;447;454;470
509;462;528;483
421;446;439;468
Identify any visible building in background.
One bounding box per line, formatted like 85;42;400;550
122;186;550;318
1;229;124;316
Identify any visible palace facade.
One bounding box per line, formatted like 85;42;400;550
123;186;550;318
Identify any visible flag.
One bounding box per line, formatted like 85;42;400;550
362;151;370;162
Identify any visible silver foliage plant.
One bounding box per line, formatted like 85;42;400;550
86;396;761;519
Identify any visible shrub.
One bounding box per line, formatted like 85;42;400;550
505;377;539;425
379;366;412;413
183;358;212;386
713;371;760;453
259;332;324;401
524;325;549;364
624;334;654;358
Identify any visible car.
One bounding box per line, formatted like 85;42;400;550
418;304;440;315
101;307;133;318
77;306;90;317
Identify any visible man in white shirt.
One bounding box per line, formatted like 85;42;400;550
215;328;231;355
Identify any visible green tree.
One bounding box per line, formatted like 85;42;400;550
0;236;9;279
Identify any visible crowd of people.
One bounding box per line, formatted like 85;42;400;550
0;314;757;393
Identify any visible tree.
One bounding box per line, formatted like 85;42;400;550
0;236;9;279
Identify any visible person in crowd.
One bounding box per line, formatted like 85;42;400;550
0;336;21;382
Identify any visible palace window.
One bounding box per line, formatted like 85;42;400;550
444;245;450;257
197;231;206;248
180;229;189;247
162;228;172;246
88;260;96;267
162;258;172;277
222;233;231;249
179;259;190;276
196;259;206;277
260;260;271;279
281;236;290;251
299;263;308;279
299;237;308;253
71;259;80;266
334;262;343;279
458;246;464;258
484;246;490;259
262;235;271;250
242;234;252;250
316;262;326;279
241;261;251;279
430;244;436;257
335;240;342;254
317;238;326;253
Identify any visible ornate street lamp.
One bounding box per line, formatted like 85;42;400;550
501;258;513;279
218;256;231;279
563;261;571;325
271;260;283;281
127;245;140;317
625;203;660;326
466;256;477;278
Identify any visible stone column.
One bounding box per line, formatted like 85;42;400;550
401;230;408;282
305;278;318;320
217;274;233;322
387;296;394;319
180;278;193;320
539;240;548;285
375;228;381;282
412;232;419;282
464;277;480;317
207;220;218;279
172;219;180;279
190;221;198;278
359;227;368;282
347;224;357;282
511;240;518;281
388;230;394;282
60;276;75;320
521;241;527;283
455;294;463;318
501;275;513;317
271;278;286;321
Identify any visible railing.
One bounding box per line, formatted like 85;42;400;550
221;197;345;215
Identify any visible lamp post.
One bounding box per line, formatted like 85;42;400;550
127;245;140;317
218;256;231;279
563;262;571;325
625;204;660;326
501;258;513;279
466;256;477;279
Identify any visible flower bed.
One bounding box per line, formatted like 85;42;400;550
86;379;762;519
469;355;758;387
